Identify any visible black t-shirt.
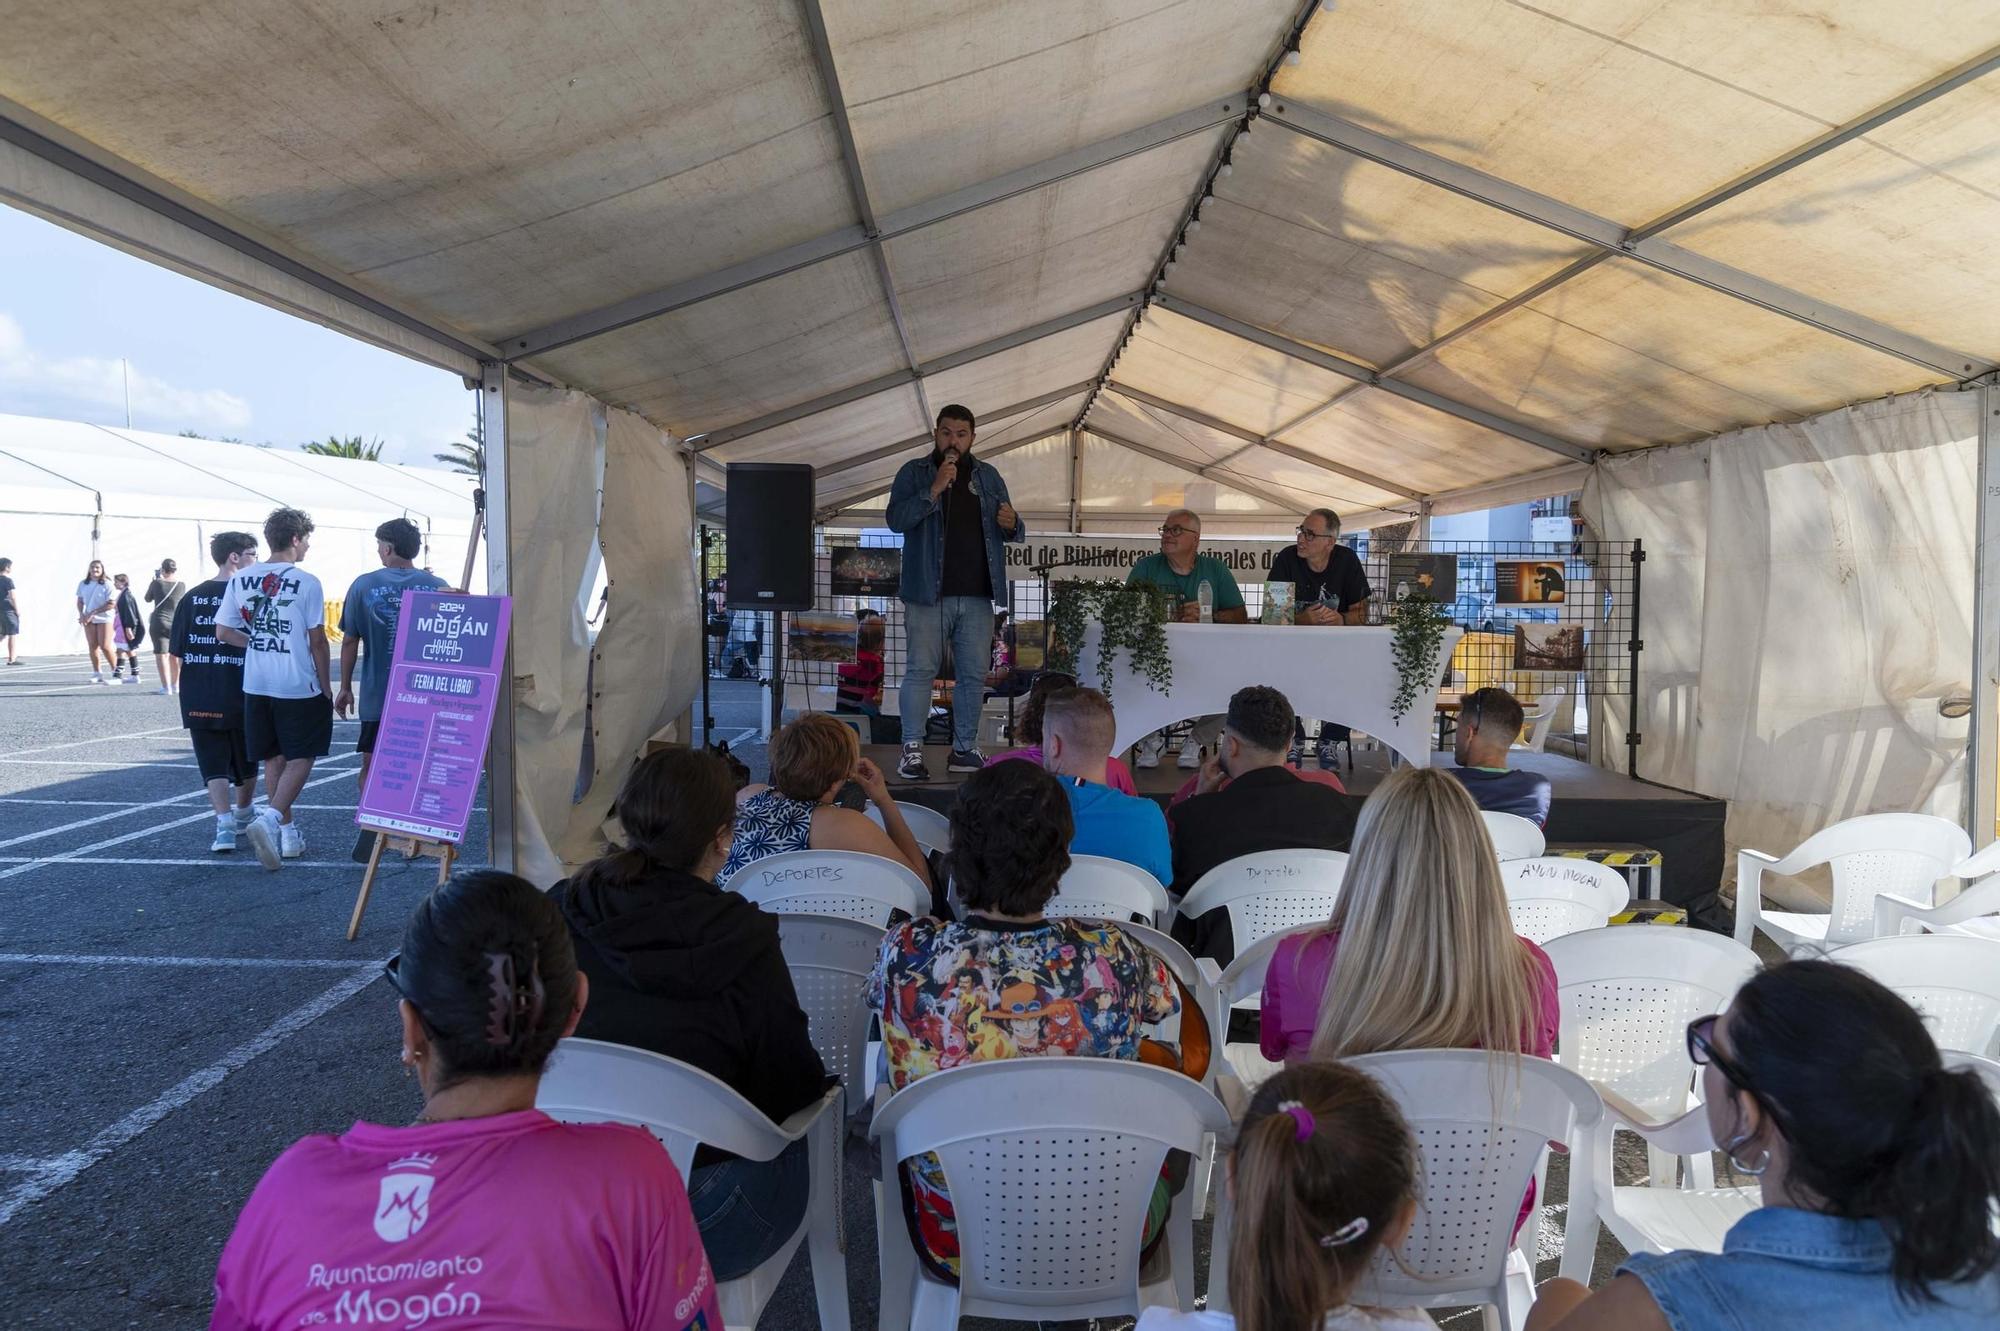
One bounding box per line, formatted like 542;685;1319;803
0;574;14;615
168;578;246;730
1270;544;1372;613
936;450;994;600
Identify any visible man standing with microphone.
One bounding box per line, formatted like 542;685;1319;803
886;404;1024;781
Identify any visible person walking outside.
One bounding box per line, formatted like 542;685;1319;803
0;558;19;665
170;531;265;852
76;559;115;682
111;573;145;683
145;558;187;694
215;508;331;871
336;518;446;794
885;403;1024;780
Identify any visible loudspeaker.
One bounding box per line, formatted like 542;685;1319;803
724;463;816;610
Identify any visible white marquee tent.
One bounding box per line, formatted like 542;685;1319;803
2;1;1996;888
0;413;482;656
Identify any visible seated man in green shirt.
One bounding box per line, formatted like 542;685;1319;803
1125;508;1247;769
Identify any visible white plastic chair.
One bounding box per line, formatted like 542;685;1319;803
1118;919;1226;1220
1835;934;2000;1057
1875;839;2000;941
1047;854;1171;928
1501;857;1632;944
723;849;928;927
776;914;886;1100
1174;849;1347;956
1513;686;1567;754
1945;1049;2000;1101
1735;813;1970;951
869;1058;1229;1330
537;1038;849;1331
865;801;952;856
1481;810;1546;861
1346;1050;1602;1330
1542;926;1760;1199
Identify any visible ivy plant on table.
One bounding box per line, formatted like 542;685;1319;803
1389;591;1451;721
1045;579;1173;703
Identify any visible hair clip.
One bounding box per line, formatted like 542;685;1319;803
1320;1217;1370;1248
1276;1098;1315;1142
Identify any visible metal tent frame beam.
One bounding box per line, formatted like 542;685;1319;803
1153;295;1598;464
810;379;1096;483
814;423;1071;519
692;293;1140;451
1104;381;1424;501
500;95;1249;359
1263;96;1996;380
1083;425;1314;514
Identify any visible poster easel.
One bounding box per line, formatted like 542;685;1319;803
347;830;459;940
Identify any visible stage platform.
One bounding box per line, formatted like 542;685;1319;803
870;744;1728;927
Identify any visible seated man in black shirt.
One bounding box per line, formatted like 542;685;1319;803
1268;508;1371;767
1446;686;1553;827
1168;684;1357;965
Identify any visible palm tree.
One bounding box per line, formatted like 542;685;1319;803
434;420;484;478
302;434;385;460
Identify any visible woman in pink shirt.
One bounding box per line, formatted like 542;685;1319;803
211;871;722;1331
1259;767;1558;1236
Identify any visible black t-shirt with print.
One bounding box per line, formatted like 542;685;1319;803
1270;545;1372;613
168;578;246;730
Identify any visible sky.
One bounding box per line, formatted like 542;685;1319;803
0;203;474;466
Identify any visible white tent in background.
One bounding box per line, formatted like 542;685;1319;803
0;413;481;656
2;2;1997;884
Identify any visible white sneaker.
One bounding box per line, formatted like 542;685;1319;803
1136;738;1162;769
154;685;172;695
1178;741;1204;770
210;818;237;854
279;820;304;860
91;674;107;685
243;812;282;871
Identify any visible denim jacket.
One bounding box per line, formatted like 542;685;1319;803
884;452;1025;606
1619;1207;2000;1329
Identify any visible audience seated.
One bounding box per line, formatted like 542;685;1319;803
987;669;1140;794
724;712;930;882
1169;685;1358;964
552;748;830;1280
1137;1063;1431;1331
1166;757;1346;807
1041;685;1172;885
1259;764;1558;1066
211;871;721;1330
1446;687;1552;828
1528;960;2000;1330
867;759;1180;1279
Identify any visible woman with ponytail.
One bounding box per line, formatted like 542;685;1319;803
1529;959;2000;1329
212;870;720;1330
1138;1062;1432;1331
552;746;829;1280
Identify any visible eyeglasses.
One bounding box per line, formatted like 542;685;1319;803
1158;525;1197;537
1295;526;1334;541
1686;1014;1757;1092
383;953;413;1000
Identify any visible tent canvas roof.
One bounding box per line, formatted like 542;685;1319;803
2;1;1996;529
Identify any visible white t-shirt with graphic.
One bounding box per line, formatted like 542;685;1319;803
214;561;327;699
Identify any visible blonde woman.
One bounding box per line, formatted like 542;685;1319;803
1259;765;1559;1237
722;711;931;885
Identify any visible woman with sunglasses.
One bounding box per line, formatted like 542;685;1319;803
211;870;721;1331
1528;959;2000;1330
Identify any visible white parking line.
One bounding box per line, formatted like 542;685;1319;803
0;856;365;868
0;962;383;1228
0;799;485;813
0;784;226;850
0;725;187;760
0;953;369;968
0;758;199;768
0;760;360;880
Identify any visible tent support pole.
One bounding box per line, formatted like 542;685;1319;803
480;362;519;875
1069;427;1083;534
1972;382;2000;844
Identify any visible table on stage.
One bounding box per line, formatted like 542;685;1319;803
1078;622;1462;767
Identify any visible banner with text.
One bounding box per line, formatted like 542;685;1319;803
1004;536;1295;580
356;591;512;844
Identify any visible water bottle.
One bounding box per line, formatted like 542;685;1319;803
1197;579;1214;623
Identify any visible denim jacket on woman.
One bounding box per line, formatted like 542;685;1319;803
885;452;1025;606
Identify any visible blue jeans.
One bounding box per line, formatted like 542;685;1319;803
901;597;994;750
687;1137;810;1281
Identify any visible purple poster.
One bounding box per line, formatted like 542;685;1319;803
356;591;512;844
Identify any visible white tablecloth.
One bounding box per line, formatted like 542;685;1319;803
1077;623;1462;767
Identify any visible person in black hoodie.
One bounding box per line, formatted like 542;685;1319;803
551;746;830;1281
